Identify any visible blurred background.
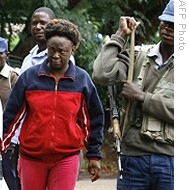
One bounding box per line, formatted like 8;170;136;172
0;0;169;175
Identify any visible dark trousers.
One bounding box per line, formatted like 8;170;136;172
117;154;174;190
2;144;21;190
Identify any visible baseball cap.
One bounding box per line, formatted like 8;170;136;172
0;37;8;53
158;0;174;23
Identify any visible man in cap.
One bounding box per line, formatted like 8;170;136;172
0;36;20;190
92;0;174;189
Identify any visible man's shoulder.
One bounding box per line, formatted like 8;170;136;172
5;65;20;89
1;64;19;77
11;67;20;75
8;65;20;76
135;44;156;61
135;44;156;53
22;45;39;62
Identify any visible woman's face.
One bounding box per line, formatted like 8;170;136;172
47;36;75;71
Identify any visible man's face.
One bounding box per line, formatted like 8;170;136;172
30;12;51;43
159;21;174;46
0;52;8;71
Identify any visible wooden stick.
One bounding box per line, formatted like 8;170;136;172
121;29;135;139
128;29;135;81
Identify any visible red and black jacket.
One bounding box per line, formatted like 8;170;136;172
2;60;104;160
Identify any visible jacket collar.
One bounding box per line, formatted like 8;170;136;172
38;59;76;81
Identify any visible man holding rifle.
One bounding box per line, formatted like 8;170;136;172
92;0;174;190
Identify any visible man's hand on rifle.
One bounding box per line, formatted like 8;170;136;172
88;159;101;182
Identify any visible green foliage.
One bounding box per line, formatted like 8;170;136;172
0;0;42;24
0;0;171;171
88;0;169;44
10;36;20;51
55;11;99;72
0;0;170;108
44;0;68;9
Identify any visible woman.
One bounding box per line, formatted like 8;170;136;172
1;19;104;190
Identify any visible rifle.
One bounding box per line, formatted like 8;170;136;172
107;85;123;180
106;29;136;180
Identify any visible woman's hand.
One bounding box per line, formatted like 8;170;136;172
88;159;101;182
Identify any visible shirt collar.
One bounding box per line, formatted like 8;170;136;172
147;42;174;67
0;63;12;78
29;45;47;56
147;42;161;58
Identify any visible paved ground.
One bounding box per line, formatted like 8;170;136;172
75;173;117;190
75;178;117;190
